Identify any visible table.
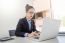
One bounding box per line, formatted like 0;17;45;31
0;36;65;43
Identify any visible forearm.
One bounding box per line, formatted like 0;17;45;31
15;31;28;37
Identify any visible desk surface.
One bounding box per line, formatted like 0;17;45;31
0;36;65;43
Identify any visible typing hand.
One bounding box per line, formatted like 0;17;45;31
35;31;40;35
28;31;40;38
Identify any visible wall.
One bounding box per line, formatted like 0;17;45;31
33;0;50;12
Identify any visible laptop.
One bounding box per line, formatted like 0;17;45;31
27;18;61;42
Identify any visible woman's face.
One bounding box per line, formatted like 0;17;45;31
26;8;35;20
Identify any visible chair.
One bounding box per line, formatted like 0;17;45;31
9;30;16;37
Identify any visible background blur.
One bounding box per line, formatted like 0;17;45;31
0;0;65;36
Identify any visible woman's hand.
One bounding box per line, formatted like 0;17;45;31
28;31;40;38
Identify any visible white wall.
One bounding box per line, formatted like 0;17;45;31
33;0;50;12
0;0;33;36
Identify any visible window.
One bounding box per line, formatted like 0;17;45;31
51;0;65;32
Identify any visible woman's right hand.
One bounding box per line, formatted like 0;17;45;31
28;32;39;38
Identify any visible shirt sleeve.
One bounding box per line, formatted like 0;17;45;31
24;33;28;37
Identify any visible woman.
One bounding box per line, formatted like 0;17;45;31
15;4;39;37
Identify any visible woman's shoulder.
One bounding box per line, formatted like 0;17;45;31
19;17;26;22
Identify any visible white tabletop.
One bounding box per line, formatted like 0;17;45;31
0;36;65;43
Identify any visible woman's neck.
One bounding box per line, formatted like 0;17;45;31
26;16;31;21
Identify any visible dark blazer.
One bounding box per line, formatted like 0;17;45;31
15;17;37;37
